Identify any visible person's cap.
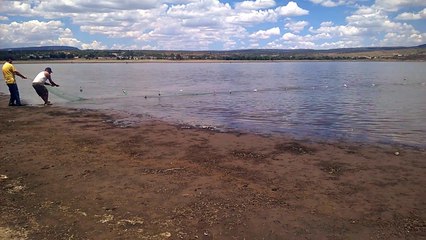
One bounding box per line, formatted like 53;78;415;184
45;67;53;73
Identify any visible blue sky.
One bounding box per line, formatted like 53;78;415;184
0;0;425;50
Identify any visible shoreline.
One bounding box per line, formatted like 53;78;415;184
0;94;425;239
13;58;426;64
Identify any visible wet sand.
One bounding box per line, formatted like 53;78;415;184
0;94;425;239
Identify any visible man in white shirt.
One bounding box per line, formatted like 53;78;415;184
32;67;60;105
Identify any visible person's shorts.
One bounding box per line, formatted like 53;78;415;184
32;83;48;97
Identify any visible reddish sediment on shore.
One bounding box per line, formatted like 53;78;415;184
0;94;425;239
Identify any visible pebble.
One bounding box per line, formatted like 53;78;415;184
159;232;171;238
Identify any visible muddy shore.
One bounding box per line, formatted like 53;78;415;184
0;94;425;239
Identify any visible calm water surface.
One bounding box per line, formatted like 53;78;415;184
5;62;426;147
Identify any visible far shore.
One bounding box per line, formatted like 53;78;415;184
12;58;425;64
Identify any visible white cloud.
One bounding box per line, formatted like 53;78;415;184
276;1;309;16
167;0;231;18
346;6;420;35
0;1;34;16
0;0;322;50
381;32;426;46
229;9;277;24
346;7;385;28
267;30;361;49
273;33;316;48
285;21;309;33
56;37;83;47
395;8;426;20
374;0;426;12
305;5;425;47
309;0;348;7
81;40;107;50
319;40;361;49
139;44;157;50
72;6;168;37
250;27;280;39
249;42;260;48
236;0;276;10
37;0;159;13
310;21;363;37
0;20;91;49
0;20;66;46
0;0;423;50
282;32;301;41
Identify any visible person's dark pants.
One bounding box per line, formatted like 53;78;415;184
7;83;21;106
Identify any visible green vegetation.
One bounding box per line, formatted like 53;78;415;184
1;45;425;61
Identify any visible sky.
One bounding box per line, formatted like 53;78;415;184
0;0;425;50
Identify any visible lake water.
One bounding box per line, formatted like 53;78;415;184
3;61;426;147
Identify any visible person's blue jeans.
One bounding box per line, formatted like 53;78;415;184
7;83;21;106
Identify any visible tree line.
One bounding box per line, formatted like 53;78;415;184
1;47;424;61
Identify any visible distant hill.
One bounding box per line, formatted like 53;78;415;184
0;46;79;51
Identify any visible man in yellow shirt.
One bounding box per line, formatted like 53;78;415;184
2;57;27;106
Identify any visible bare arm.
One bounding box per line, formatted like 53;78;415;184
14;70;27;79
45;72;59;87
